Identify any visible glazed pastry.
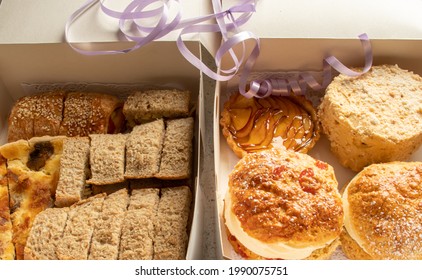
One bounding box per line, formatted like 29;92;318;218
220;92;320;158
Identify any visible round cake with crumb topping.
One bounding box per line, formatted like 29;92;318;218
224;148;343;259
319;64;422;172
342;161;422;260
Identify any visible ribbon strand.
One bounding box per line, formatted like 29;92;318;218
65;0;373;98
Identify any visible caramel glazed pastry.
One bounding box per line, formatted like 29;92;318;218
220;92;320;158
224;148;344;259
342;161;422;260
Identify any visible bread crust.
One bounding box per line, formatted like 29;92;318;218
343;161;422;259
319;64;422;171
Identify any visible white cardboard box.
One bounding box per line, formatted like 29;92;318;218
0;0;218;260
214;0;422;260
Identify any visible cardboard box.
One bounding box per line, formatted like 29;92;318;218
0;0;218;260
214;0;422;259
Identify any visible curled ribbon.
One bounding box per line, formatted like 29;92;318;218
65;0;373;98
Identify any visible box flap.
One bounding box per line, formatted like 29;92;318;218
223;0;422;39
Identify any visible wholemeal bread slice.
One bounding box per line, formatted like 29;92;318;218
24;208;69;260
56;193;105;260
88;189;129;260
0;154;14;260
118;188;159;260
156;118;194;180
125;119;165;179
123;89;190;127
87;134;128;185
153;186;192;260
55;137;90;207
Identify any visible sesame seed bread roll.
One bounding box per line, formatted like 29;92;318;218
342;161;422;260
59;92;124;137
7;91;65;142
319;65;422;171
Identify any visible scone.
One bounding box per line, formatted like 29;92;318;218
319;64;422;171
341;161;422;260
220;92;320;158
224;148;343;259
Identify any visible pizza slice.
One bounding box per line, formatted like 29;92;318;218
0;153;14;260
0;136;64;259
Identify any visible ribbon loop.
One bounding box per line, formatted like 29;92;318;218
65;0;373;99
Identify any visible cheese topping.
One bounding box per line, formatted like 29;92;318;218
224;190;333;259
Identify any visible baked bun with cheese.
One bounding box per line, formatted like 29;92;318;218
319;64;422;172
341;161;422;260
224;148;343;259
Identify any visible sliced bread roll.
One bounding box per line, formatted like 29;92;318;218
24;208;69;260
125;119;165;179
153;186;192;260
88;189;129;260
123;89;190;126
87;134;128;185
56;194;105;260
55;137;90;207
119;188;160;260
156;118;194;180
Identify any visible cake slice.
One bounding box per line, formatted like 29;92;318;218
118;188;159;260
0;154;14;260
56;194;105;260
55;137;90;207
87;134;128;185
24;208;69;260
153;186;192;260
156;118;194;180
123;89;190;127
125;119;165;179
88;189;129;260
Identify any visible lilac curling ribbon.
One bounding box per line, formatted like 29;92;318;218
250;33;373;98
65;0;373;98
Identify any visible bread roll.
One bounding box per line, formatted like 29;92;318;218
342;161;422;260
8;91;124;142
319;64;422;171
224;148;343;259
